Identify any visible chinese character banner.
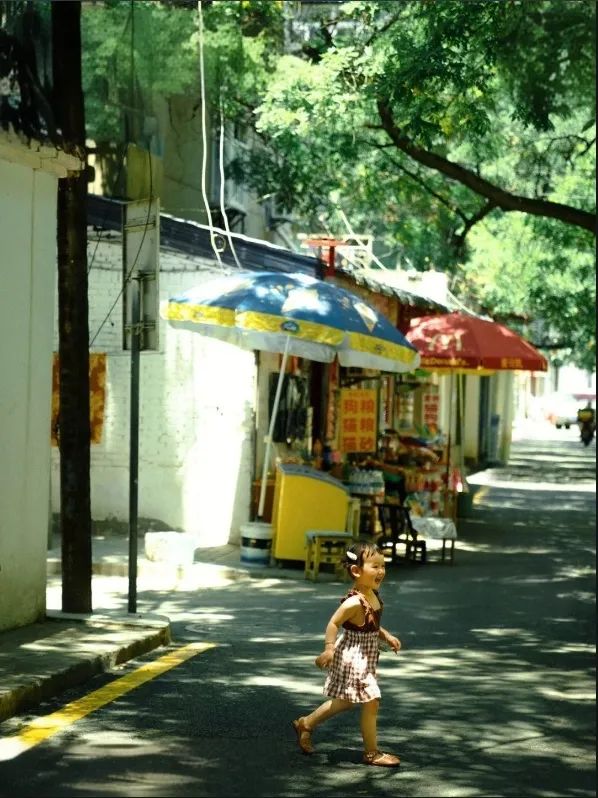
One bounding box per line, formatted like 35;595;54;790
339;388;377;453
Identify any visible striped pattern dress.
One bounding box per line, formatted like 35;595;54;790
324;589;383;703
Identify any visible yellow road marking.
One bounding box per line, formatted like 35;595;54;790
472;485;489;505
0;641;216;760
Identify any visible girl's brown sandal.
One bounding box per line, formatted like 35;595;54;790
363;750;401;767
291;718;315;754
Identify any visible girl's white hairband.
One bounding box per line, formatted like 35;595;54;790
346;550;358;561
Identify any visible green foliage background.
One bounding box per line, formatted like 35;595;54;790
80;0;596;371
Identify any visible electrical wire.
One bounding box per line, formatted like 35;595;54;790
197;0;223;269
89;150;154;347
218;102;242;269
87;3;135;276
89;0;154;347
87;144;127;275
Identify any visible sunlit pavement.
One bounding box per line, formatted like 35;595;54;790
167;424;595;797
27;424;595;797
474;417;596;488
511;416;577;442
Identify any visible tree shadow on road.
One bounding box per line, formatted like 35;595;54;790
15;470;596;797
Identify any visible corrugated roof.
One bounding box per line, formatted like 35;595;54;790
335;263;451;312
87;195;323;277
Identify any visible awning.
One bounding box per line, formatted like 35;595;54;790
335;263;452;313
407;312;548;372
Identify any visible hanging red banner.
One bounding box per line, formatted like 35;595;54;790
339;388;377;453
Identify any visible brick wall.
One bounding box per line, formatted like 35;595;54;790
51;234;257;547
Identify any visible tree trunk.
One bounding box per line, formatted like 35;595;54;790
52;1;92;613
377;99;597;235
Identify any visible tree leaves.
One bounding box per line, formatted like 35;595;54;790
80;0;595;368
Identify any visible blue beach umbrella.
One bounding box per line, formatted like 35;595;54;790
161;271;420;516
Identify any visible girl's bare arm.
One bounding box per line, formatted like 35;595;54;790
379;625;401;653
315;597;361;669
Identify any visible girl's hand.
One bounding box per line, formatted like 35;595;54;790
385;634;401;654
315;649;334;669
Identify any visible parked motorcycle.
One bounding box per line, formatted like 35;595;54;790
580;421;595;447
577;404;595;447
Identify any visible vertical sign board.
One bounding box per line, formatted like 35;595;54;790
422;384;440;431
339;388;377;454
123;198;160;351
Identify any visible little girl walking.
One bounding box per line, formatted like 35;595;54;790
292;541;402;767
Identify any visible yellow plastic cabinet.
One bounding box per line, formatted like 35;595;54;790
271;464;350;562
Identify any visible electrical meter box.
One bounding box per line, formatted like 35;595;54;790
271;463;350;562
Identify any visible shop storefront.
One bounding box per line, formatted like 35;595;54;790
323;270;458;533
242;263;546;564
249;270;457;549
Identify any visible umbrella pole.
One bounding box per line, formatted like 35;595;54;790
444;371;454;516
458;374;466;481
257;335;291;519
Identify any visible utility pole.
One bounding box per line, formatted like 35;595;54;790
51;1;92;613
123;198;160;614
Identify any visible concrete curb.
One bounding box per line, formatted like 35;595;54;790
0;613;171;723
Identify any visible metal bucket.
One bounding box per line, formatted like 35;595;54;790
240;522;273;567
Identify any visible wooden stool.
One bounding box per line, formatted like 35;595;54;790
346;498;361;537
410;517;457;564
304;530;354;582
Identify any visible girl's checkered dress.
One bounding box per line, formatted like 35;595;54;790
324;589;383;703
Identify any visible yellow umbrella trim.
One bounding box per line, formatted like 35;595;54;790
347;331;418;365
237;310;344;345
165;302;344;345
165;302;236;326
425;366;497;376
166;303;417;362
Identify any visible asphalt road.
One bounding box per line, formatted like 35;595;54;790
0;425;595;797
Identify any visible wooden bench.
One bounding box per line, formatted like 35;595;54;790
410;517;457;563
376;503;427;564
304;530;354;582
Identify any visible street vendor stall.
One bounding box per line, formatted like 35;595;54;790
163;270;420;569
406;311;548;516
316;365;455;539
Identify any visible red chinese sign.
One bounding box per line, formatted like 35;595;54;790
422;385;440;430
339;389;377;453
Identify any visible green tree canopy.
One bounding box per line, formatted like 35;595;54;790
229;0;596;369
80;0;596;369
81;0;283;147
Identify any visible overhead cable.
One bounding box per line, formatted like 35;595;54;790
337;208;388;271
197;0;224;269
218;103;242;269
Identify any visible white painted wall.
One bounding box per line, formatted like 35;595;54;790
464;376;481;461
51;240;257;547
0;160;57;631
550;364;596;396
495;371;515;463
